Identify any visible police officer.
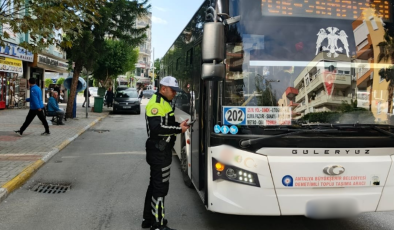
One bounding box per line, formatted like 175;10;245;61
142;76;189;230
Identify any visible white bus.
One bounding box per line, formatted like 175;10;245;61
161;0;394;218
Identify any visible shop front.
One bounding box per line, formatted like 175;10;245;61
30;53;69;104
0;57;24;109
0;43;33;109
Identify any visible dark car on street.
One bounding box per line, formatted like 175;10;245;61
113;90;140;114
143;89;156;99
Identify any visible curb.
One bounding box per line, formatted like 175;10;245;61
0;113;108;203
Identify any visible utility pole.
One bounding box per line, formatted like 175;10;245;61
152;47;155;88
86;75;88;118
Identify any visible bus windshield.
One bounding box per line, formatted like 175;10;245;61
224;0;394;126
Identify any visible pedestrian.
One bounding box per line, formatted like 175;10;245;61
105;87;114;108
54;85;60;102
47;91;65;125
138;87;144;102
82;87;91;107
14;78;50;136
142;76;189;230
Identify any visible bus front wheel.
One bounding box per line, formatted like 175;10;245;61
181;146;193;188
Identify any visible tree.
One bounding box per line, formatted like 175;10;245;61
154;58;160;76
63;0;150;118
377;30;394;114
255;75;277;106
0;0;100;52
45;79;53;88
57;77;65;86
93;40;139;84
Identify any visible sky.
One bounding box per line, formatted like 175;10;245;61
149;0;204;60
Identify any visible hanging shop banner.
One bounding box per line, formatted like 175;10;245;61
0;43;34;62
223;106;292;126
0;57;23;75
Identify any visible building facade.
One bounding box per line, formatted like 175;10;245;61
293;52;356;118
135;12;152;84
352;8;392;122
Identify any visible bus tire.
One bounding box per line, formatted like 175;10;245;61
181;146;193;188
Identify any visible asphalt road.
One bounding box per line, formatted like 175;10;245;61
0;104;394;230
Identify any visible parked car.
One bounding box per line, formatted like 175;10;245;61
143;89;156;99
113;90;140;114
115;86;129;93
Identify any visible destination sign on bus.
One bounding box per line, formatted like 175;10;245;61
223;106;292;126
261;0;391;21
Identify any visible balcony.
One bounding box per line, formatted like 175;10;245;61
295;103;306;113
305;73;351;95
295;87;305;103
285;87;299;100
309;94;352;108
356;62;373;86
139;48;151;55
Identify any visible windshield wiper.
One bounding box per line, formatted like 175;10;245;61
240;129;356;147
303;124;394;138
240;124;394;147
334;124;394;138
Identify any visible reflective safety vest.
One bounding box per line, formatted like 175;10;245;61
145;93;182;138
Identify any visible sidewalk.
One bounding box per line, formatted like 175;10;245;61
0;101;111;201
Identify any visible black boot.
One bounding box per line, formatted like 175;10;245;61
150;225;175;230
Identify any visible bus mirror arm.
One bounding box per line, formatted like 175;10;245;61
223;15;241;26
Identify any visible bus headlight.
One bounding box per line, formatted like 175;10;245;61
212;158;260;187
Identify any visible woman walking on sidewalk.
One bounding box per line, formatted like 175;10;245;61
14;78;50;136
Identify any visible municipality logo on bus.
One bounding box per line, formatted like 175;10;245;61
316;27;350;58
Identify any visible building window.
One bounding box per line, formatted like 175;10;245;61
370;17;378;30
176;58;181;71
186;48;193;66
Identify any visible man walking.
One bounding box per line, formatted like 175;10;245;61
142;76;189;230
82;87;91;107
14;78;50;136
47;91;65;125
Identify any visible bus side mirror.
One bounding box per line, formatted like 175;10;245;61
202;22;224;63
202;22;225;81
202;63;225;81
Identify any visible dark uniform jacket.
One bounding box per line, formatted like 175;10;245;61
145;93;182;139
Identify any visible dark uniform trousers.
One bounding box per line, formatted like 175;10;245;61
143;137;176;227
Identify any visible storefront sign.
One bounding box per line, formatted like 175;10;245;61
0;43;34;62
0;57;23;75
38;55;68;70
2;23;16;43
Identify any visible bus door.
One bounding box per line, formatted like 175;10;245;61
191;43;206;194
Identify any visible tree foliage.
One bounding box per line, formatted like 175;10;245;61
154;58;160;76
377;30;394;113
0;0;100;52
63;0;150;118
57;77;65;86
44;78;53;88
93;40;139;81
